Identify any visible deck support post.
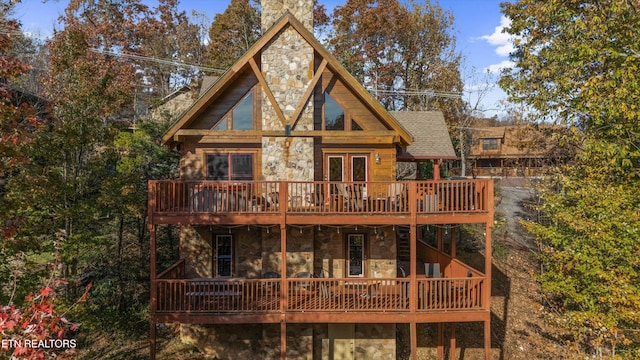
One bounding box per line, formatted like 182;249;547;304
484;320;491;360
484;185;494;360
280;321;287;360
410;322;417;360
437;323;444;359
449;323;456;359
433;159;442;180
149;224;157;360
150;321;156;360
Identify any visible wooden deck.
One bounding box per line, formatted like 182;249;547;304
148;179;491;225
155;277;485;315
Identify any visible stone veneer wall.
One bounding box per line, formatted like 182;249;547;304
314;227;397;278
179;226;212;278
262;0;313;31
180;324;313;360
261;1;315;183
354;324;396;360
313;324;396;359
235;229;263;278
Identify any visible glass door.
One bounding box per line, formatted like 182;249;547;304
347;234;365;277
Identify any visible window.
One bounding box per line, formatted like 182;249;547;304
206;153;254;180
213;91;254;130
351;156;366;182
482;138;499;151
347;234;365;277
324;93;344;130
351;119;363;131
232;92;253;130
214;235;233;277
478;159;500;168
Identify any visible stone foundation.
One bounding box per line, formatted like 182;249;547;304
180;324;313;360
314;324;396;359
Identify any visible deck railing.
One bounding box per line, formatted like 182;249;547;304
149;179;490;218
154;277;484;314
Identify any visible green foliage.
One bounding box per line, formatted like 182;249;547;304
206;0;261;70
525;141;640;353
502;0;640;355
1;0;180;347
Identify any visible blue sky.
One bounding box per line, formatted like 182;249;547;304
14;0;513;117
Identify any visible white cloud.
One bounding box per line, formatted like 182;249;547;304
485;60;515;74
480;16;516;57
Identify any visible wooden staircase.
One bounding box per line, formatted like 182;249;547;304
397;226;410;261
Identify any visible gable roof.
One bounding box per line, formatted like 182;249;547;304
391;111;457;160
468;125;565;158
162;12;413;147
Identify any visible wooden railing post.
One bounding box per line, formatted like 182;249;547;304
409;182;417;313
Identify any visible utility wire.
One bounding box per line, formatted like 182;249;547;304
88;48;226;74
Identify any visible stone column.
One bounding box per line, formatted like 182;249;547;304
260;0;315;183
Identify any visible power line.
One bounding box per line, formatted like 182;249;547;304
88;48;226;74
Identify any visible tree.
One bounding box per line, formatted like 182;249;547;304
206;0;261;70
137;0;206;99
206;0;331;70
501;0;640;355
0;1;45;180
328;0;462;112
0;0;49;304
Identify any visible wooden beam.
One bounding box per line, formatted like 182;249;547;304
281;321;287;360
450;323;456;360
484;320;491;360
437;323;444;360
321;135;397;145
149;224;157;360
485;222;492;311
410;322;417;360
249;57;288;128
198;135;263;144
176;128;397;138
154;310;491;325
290;58;328;129
150;320;156;360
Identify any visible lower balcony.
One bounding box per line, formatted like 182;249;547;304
153;260;487;324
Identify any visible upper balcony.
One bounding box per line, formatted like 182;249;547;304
148;179;493;225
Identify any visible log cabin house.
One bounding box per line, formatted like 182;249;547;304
467;124;568;177
148;1;494;359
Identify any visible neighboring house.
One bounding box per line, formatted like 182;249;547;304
147;1;494;359
467;125;568;177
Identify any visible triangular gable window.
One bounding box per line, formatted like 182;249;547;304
351;119;363;131
325;93;344;131
213;91;254;130
214;118;227;130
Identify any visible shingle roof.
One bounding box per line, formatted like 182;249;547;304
468;125;564;158
390;111;457;160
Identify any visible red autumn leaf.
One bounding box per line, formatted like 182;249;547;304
40;287;53;297
4;319;16;330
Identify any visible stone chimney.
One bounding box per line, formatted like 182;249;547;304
261;0;315;182
261;0;314;31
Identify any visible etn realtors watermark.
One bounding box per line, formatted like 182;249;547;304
2;339;77;350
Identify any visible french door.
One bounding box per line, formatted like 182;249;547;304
326;154;367;183
326;154;368;210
